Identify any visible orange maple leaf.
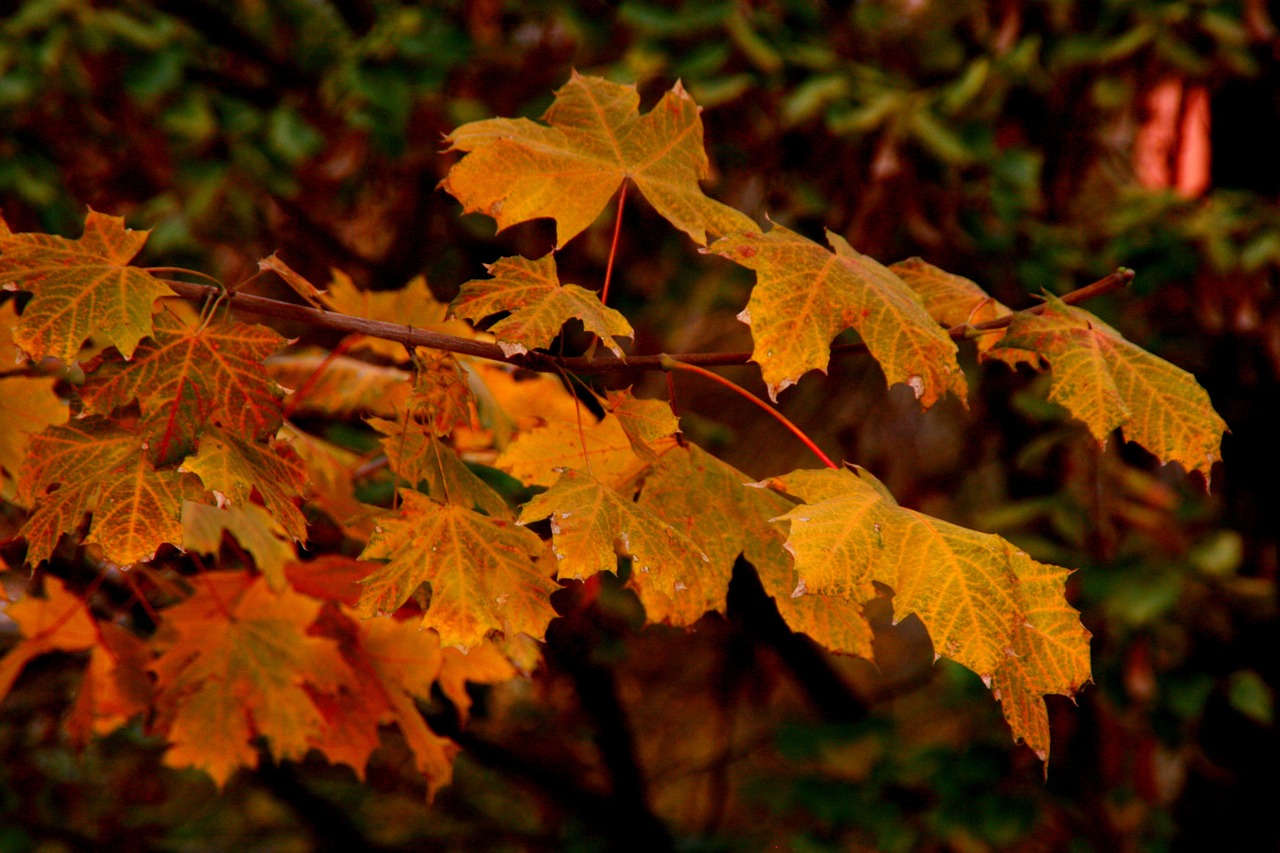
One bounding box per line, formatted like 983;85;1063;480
19;418;204;566
442;71;758;248
80;309;286;464
151;573;357;787
0;210;175;363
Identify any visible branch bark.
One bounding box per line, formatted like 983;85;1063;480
158;267;1133;377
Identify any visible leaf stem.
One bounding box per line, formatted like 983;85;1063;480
600;183;627;307
660;355;838;469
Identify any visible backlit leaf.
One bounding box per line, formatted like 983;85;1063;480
358;492;557;648
0;577;98;704
710;223;967;403
996;293;1227;481
768;466;1090;756
890;257;1037;366
641;445;873;656
443;71;757;248
182;501;297;590
453;253;633;357
18;418;203;566
0;375;69;501
318;272;470;363
0;210;174;362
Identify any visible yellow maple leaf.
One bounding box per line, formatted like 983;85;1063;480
996;293;1227;481
0;375;69;502
0;210;175;363
179;427;309;542
319;273;472;363
890;257;1039;367
368;416;511;519
768;466;1091;761
640;445;873;657
358;492;558;648
710;223;967;404
453;253;634;357
519;468;713;624
442;71;757;248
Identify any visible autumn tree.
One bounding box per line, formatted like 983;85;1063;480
4;2;1274;849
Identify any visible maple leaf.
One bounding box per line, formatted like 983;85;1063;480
0;577;98;704
267;347;408;418
358;492;558;648
497;406;674;489
438;642;517;724
709;223;967;404
151;573;357;787
989;558;1092;764
280;424;373;538
182;501;297;589
318;273;472;362
453;253;634;357
66;621;154;745
995;293;1227;481
519;468;713;624
768;466;1090;756
369;416;511;519
443;71;758;248
80;309;286;464
402;348;475;436
639;445;873;656
605;390;682;463
179;427;309;542
19;418;204;566
306;608;457;795
889;257;1038;367
0;210;175;363
0;375;69;501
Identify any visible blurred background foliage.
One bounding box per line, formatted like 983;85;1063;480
1;0;1277;850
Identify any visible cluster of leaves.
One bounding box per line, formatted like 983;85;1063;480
0;71;1226;799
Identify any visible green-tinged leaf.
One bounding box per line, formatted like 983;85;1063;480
996;293;1227;481
368;416;511;519
768;466;1090;760
0;209;174;362
180;427;308;541
452;253;633;357
605;390;681;463
710;223;966;403
358;492;557;648
443;71;757;248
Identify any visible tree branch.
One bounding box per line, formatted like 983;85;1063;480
158;267;1132;377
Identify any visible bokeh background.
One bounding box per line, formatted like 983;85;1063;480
1;1;1276;850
